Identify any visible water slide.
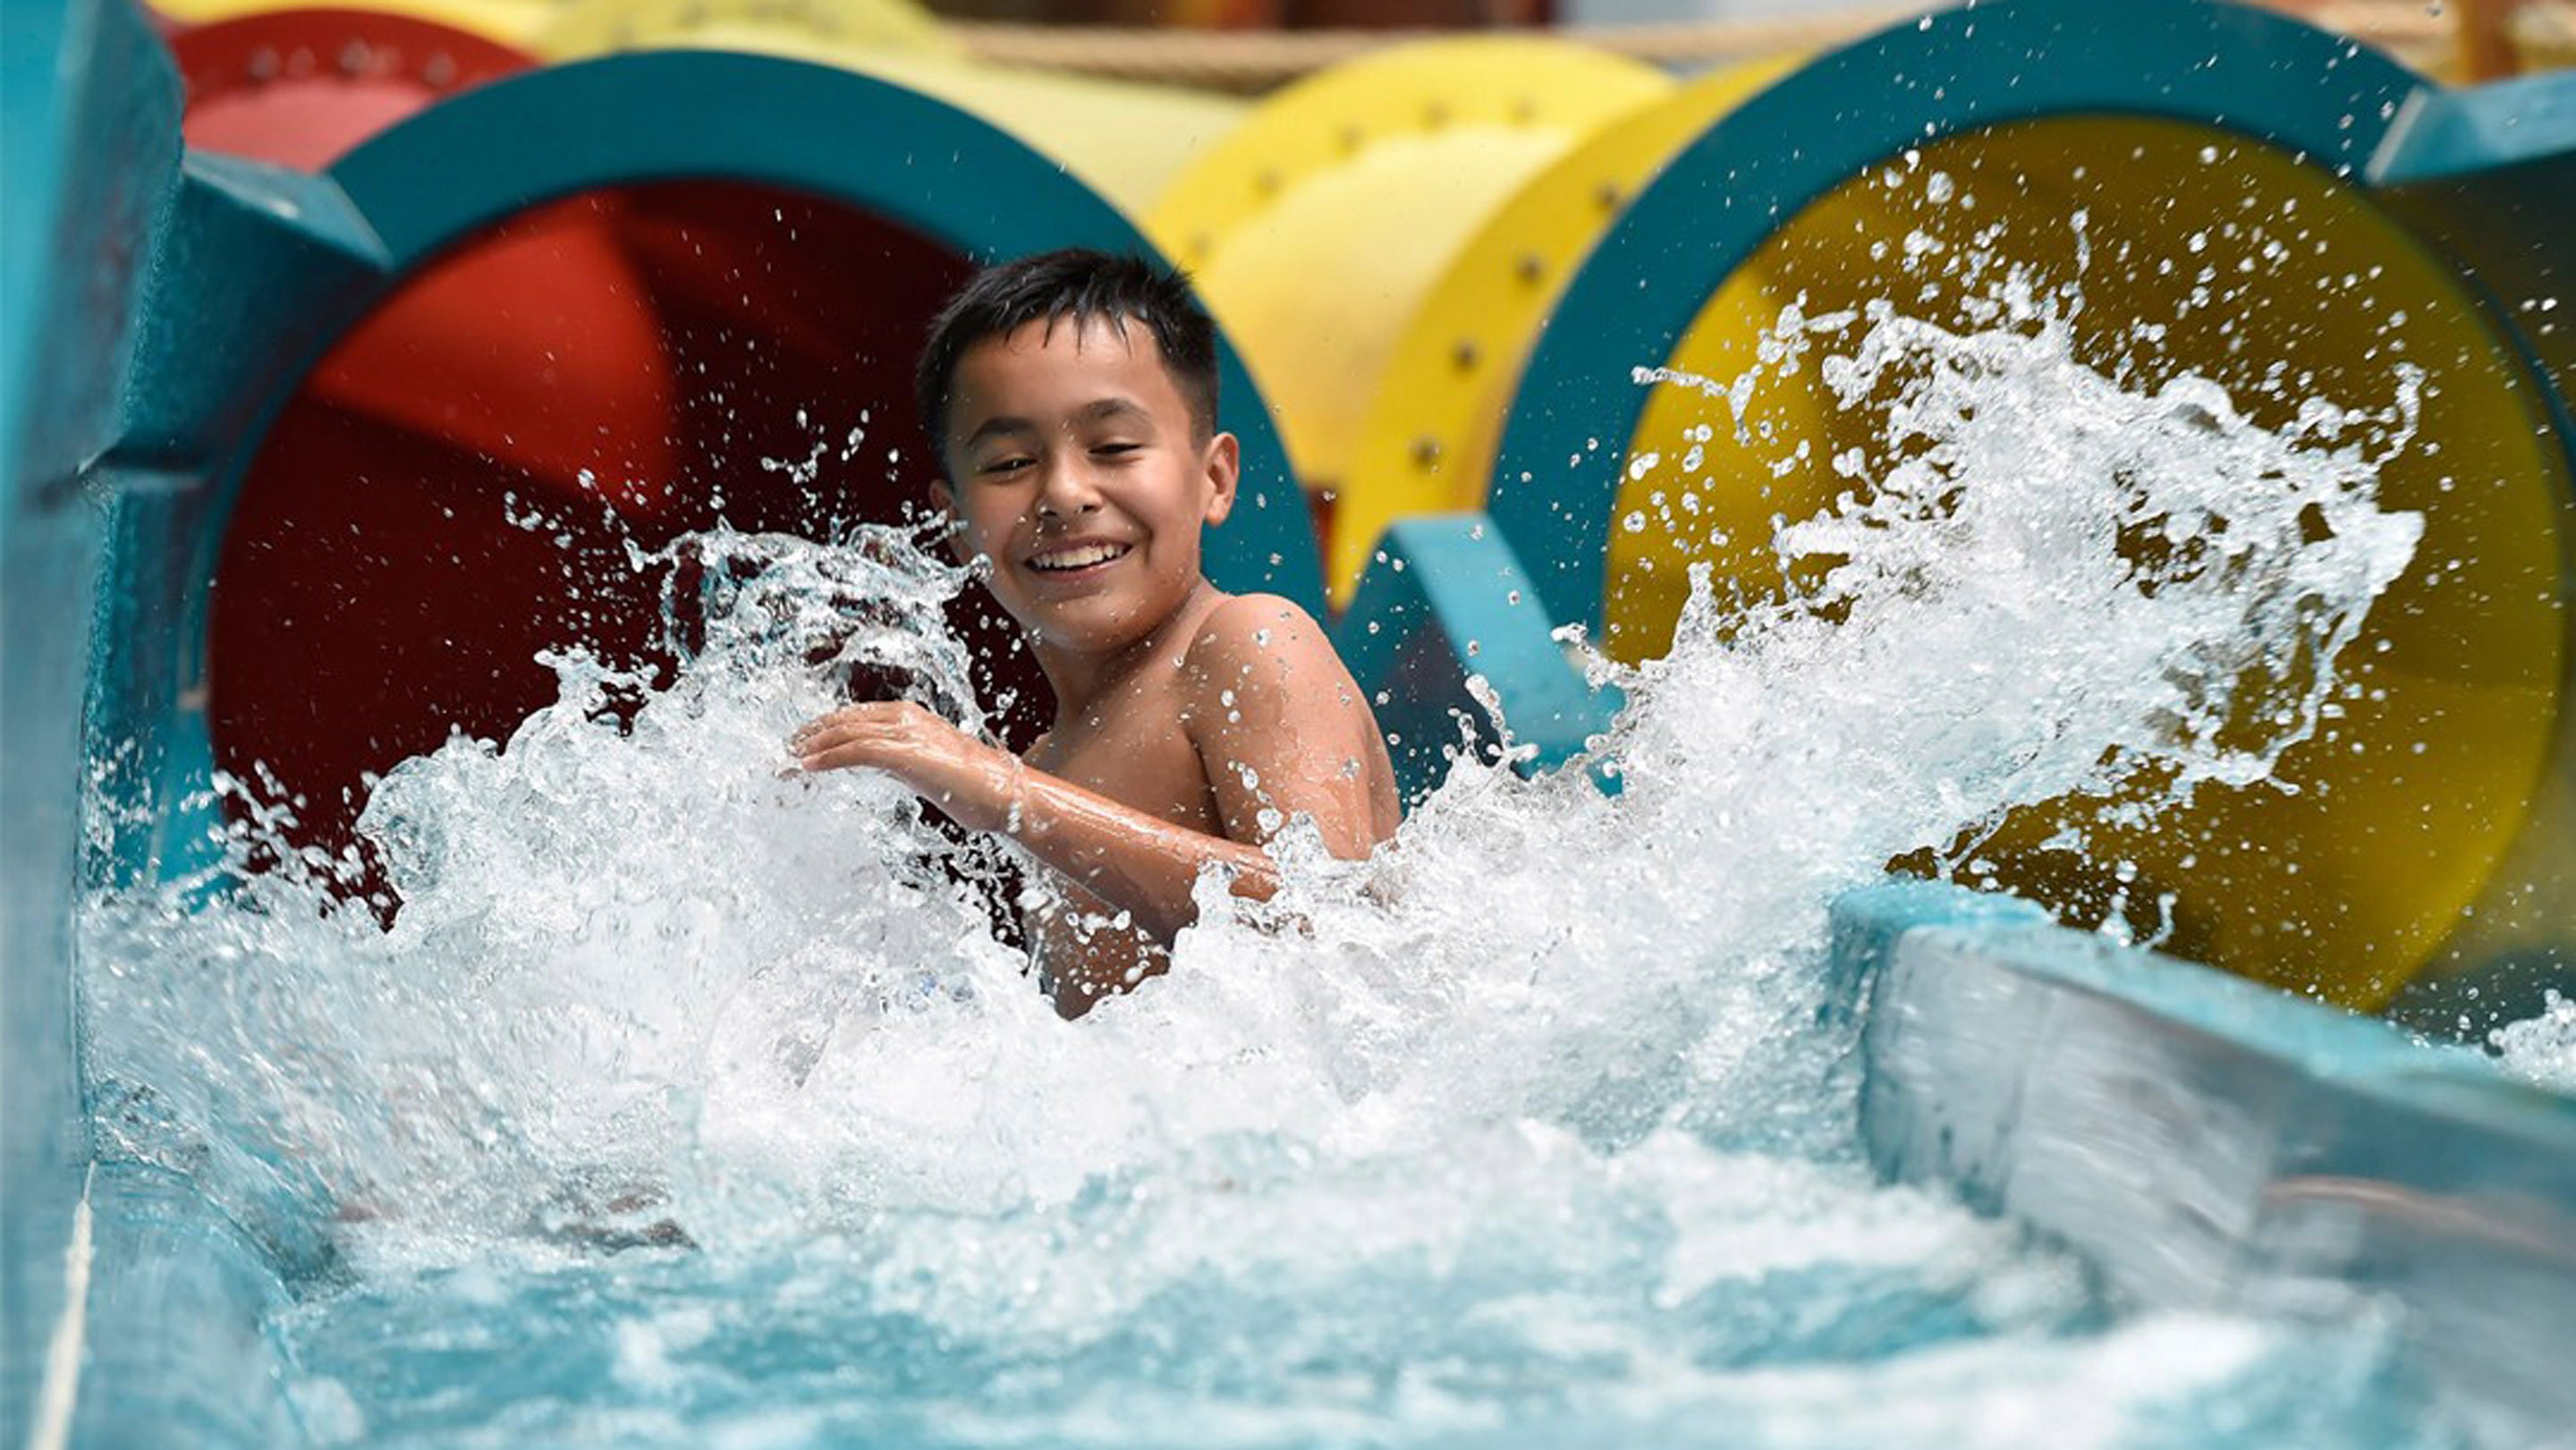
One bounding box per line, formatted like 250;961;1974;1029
6;0;2574;1443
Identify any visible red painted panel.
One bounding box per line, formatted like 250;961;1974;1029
170;7;530;170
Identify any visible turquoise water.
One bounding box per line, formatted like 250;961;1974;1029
262;1196;2456;1449
83;260;2505;1446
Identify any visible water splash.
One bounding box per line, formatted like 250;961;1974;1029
82;291;2449;1444
2493;990;2576;1095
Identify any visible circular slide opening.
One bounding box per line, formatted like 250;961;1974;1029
1607;114;2570;1007
205;179;1041;871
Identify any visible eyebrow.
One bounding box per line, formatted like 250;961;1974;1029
958;397;1157;453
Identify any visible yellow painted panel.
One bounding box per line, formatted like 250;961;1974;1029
1328;54;1804;606
153;0;558;46
538;0;955;59
1148;38;1672;504
538;2;1240;216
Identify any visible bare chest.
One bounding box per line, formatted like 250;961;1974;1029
1026;682;1223;835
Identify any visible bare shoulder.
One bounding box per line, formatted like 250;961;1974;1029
1182;592;1332;674
1180;592;1369;734
1182;593;1401;849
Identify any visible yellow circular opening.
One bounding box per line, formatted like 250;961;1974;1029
1611;114;2571;1008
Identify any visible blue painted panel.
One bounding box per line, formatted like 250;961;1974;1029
1333;513;1623;805
2372;68;2576;184
1;0;180;1435
94;157;396;885
1833;878;2576;1442
2368;72;2576;518
72;1165;302;1450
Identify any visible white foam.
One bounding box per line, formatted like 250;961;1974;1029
2493;990;2576;1095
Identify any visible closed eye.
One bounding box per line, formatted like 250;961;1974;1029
1093;443;1142;458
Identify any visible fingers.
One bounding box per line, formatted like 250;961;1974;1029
790;703;879;751
788;700;944;776
790;700;926;742
788;706;857;750
789;721;882;771
792;741;894;775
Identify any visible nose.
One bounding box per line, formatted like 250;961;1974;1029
1033;451;1104;521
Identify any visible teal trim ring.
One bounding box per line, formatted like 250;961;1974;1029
123;47;1321;882
1488;0;2425;632
315;48;1321;609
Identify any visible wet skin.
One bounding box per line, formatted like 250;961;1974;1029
792;315;1400;1016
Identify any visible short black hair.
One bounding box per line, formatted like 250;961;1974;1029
915;249;1221;462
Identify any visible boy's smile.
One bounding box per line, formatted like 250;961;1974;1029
939;315;1239;666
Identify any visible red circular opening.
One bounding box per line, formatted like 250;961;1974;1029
208;181;1040;875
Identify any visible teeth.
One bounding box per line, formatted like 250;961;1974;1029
1030;543;1128;572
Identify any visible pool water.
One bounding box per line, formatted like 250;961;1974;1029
82;254;2514;1446
264;1172;2456;1449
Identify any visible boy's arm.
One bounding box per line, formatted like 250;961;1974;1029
790;702;1279;944
788;596;1388;944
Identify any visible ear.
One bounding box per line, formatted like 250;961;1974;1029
928;479;973;566
1201;431;1241;528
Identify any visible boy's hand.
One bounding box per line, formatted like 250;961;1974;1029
790;700;953;774
789;702;1017;832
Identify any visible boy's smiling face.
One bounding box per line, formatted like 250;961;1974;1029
939;314;1238;659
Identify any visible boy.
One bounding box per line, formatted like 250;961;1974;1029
790;250;1402;1017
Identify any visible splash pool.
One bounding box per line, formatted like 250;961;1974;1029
9;2;2576;1447
64;296;2574;1445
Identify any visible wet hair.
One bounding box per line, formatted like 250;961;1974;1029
915;248;1221;460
